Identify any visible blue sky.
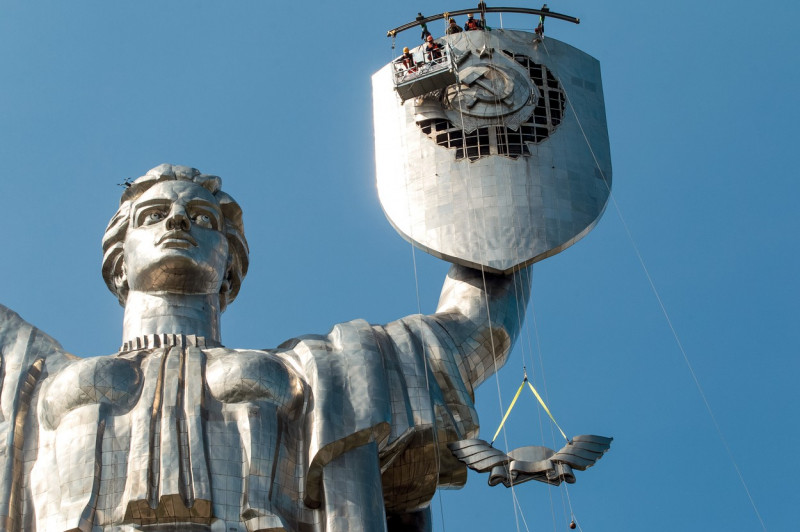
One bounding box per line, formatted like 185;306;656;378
1;1;797;530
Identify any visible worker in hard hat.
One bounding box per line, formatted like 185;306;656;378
446;17;462;35
400;46;416;73
464;13;484;31
425;35;442;61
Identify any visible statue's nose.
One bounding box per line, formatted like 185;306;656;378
166;208;190;231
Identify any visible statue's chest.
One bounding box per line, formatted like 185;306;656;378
33;346;307;531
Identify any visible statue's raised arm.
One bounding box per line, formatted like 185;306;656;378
288;262;530;531
434;264;530;390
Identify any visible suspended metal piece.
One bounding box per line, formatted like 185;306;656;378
448;435;612;488
373;29;613;273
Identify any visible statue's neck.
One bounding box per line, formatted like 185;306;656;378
122;291;221;345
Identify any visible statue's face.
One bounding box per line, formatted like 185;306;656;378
122;180;229;295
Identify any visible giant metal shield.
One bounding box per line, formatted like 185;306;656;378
372;30;612;274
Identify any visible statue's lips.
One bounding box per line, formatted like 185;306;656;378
156;231;198;249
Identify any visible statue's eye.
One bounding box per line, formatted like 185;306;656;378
144;211;166;224
192;213;213;228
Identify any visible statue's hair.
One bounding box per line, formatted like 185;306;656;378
101;164;249;311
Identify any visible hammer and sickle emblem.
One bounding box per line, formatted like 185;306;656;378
460;64;515;109
444;58;533;119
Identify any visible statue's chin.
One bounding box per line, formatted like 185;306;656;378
127;257;223;295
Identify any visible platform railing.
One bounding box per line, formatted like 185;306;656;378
393;50;451;85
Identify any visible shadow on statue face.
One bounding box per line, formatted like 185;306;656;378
122;180;230;295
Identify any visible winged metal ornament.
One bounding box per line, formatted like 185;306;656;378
448;435;612;487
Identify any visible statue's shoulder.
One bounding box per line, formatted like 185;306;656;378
274;318;375;354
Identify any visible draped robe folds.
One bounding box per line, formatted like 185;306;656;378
0;266;528;531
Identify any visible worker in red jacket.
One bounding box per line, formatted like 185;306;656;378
425;35;442;61
464;13;484;31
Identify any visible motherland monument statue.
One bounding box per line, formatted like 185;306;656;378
0;164;528;532
0;11;613;532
